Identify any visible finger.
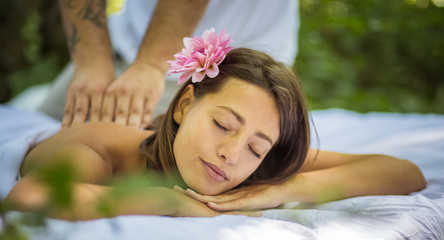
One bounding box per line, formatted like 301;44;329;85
141;98;154;129
173;185;186;194
141;111;153;129
184;188;224;203
89;92;104;123
114;94;131;125
127;94;145;129
61;94;75;128
101;93;116;123
207;198;253;212
184;188;243;204
70;93;90;126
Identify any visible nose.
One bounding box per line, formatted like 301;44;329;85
217;135;243;165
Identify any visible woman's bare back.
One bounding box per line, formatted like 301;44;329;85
21;122;153;184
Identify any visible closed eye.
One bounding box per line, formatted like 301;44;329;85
213;118;262;159
249;145;262;159
213;119;230;132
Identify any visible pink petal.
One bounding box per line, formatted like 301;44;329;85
182;61;200;71
168;27;233;84
183;38;192;51
202;27;215;42
178;72;192;84
191;36;204;52
194;52;207;66
206;32;218;47
192;71;206;83
205;63;219;78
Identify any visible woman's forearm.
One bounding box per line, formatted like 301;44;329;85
283;155;426;203
67;184;179;220
5;177;178;220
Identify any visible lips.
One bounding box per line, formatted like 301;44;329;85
201;159;227;182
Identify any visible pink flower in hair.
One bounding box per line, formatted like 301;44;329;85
167;28;234;84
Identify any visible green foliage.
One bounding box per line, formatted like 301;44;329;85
0;161;75;240
297;0;444;113
0;0;68;103
21;9;42;63
5;55;61;99
0;163;181;238
38;161;76;208
0;219;28;240
96;171;184;217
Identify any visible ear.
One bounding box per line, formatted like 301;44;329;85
173;84;195;124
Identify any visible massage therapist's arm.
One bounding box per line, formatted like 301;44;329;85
102;0;210;128
58;0;210;128
58;0;115;127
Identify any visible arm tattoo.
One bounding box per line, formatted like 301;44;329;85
67;22;80;54
77;0;106;29
60;0;78;9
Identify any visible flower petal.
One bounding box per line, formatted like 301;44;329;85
192;71;206;83
178;72;192;84
183;37;192;51
167;27;233;84
202;27;215;42
206;63;219;78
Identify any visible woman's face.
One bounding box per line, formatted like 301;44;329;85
173;77;280;195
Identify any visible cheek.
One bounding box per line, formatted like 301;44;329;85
173;115;215;170
246;159;263;176
232;154;263;181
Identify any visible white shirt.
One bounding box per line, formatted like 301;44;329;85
108;0;299;79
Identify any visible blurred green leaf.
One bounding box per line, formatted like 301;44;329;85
21;9;42;63
297;0;444;113
38;161;76;208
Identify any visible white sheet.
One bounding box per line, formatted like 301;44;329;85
1;106;443;240
0;106;60;199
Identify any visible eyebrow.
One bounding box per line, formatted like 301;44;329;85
216;106;274;146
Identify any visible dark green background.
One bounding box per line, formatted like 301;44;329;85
1;0;443;113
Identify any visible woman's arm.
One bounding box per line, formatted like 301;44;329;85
6;124;228;219
178;150;426;211
4;174;224;220
282;150;427;203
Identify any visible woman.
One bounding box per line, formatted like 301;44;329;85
4;29;426;220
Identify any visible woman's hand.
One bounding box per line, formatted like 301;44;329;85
168;188;222;217
174;184;288;212
167;187;261;217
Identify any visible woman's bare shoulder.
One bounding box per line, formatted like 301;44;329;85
21;122;154;183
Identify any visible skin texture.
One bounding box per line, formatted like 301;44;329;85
58;0;210;129
5;79;426;219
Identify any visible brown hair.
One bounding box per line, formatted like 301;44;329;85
140;48;310;186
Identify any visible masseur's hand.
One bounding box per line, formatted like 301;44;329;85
62;66;115;128
176;184;288;212
102;63;165;129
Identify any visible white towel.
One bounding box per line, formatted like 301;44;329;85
0;105;60;200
